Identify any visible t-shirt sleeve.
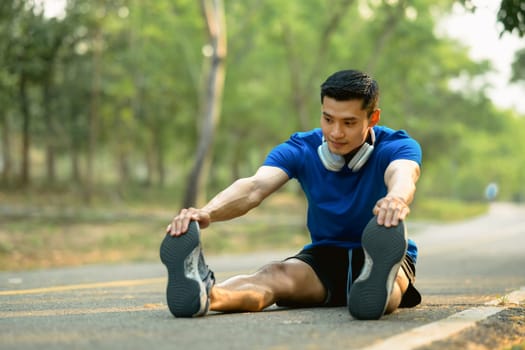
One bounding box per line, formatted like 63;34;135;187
262;133;305;179
384;132;422;166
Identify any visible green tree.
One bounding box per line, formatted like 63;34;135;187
497;0;525;37
0;0;22;184
6;3;48;186
1;0;524;204
460;0;525;37
511;47;525;82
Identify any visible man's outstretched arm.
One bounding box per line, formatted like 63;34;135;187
168;166;289;236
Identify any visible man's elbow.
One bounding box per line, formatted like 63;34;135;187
235;177;266;208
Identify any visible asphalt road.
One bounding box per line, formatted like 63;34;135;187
1;202;524;350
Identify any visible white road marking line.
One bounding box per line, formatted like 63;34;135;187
485;285;525;306
360;286;525;350
360;306;503;350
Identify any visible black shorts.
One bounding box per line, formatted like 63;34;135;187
285;245;421;307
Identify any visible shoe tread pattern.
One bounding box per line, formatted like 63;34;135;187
348;219;407;320
160;221;202;317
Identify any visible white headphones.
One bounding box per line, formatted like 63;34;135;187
317;128;375;172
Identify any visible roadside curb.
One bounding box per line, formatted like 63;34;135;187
360;286;525;350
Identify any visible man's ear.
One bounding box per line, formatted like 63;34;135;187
369;109;381;127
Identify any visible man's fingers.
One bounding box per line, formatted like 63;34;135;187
374;197;410;227
168;208;202;236
376;208;385;225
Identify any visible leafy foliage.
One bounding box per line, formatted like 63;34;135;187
1;0;525;205
497;0;525;37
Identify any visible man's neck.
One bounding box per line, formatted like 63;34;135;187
343;131;372;162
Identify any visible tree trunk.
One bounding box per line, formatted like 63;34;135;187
68;98;82;184
43;76;56;184
71;145;81;184
145;147;154;186
182;0;227;207
118;150;130;184
86;25;102;203
155;128;166;187
0;111;12;184
19;74;30;187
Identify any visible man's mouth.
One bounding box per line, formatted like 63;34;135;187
330;140;347;149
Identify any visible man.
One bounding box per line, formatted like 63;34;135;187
161;69;422;320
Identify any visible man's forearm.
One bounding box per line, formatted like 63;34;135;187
200;166;289;224
387;181;416;205
201;177;262;223
384;160;420;205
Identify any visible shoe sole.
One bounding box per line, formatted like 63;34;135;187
160;221;208;317
348;219;407;320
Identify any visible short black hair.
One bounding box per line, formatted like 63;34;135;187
320;69;379;116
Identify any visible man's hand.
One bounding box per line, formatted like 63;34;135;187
166;208;211;236
377;159;419;227
373;196;410;227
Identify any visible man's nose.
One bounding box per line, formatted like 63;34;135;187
330;123;344;138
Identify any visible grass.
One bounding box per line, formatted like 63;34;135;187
410;197;489;221
0;188;489;271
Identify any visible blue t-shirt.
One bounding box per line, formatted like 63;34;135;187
263;125;422;262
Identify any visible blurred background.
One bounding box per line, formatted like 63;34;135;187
1;0;524;270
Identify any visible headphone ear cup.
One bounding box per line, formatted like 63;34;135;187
348;144;374;172
318;142;345;171
347;128;376;172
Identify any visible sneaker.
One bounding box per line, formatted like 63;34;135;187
160;221;215;317
348;217;407;320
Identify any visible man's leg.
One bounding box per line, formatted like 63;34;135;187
160;221;327;317
210;258;326;312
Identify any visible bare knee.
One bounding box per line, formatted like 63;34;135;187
257;260;326;304
256;262;292;282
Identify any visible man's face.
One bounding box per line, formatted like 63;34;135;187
320;97;379;156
